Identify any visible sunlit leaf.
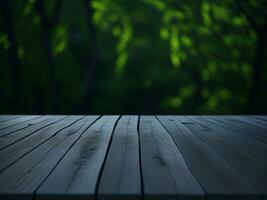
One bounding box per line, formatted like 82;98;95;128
143;0;166;11
0;34;10;50
202;2;211;26
160;28;169;40
170;26;180;67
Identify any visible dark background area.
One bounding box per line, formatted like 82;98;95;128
0;0;266;114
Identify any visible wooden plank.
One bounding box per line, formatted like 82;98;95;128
0;115;50;137
224;116;267;132
0;115;266;199
0;116;99;200
0;115;21;122
0;116;82;172
203;116;267;143
176;115;210;131
248;116;267;126
0;115;41;129
236;116;267;128
183;116;267;198
97;116;141;200
228;116;267;134
36;115;120;200
252;116;267;121
0;115;66;150
225;115;267;133
139;116;204;200
199;116;267;155
157;116;260;200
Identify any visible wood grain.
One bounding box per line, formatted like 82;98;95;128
0;115;266;200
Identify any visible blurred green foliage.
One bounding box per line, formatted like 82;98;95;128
0;0;267;114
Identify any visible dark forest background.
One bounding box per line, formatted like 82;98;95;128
0;0;267;114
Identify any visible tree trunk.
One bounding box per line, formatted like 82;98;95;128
42;26;58;113
0;0;22;113
35;0;62;113
81;0;98;113
247;28;266;113
192;68;203;113
236;1;267;114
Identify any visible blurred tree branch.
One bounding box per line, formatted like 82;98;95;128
236;1;260;32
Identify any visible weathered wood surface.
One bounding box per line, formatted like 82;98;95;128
0;115;266;200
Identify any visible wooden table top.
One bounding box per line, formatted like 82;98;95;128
0;115;266;200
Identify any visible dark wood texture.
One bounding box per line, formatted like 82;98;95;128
97;116;140;200
0;115;266;200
